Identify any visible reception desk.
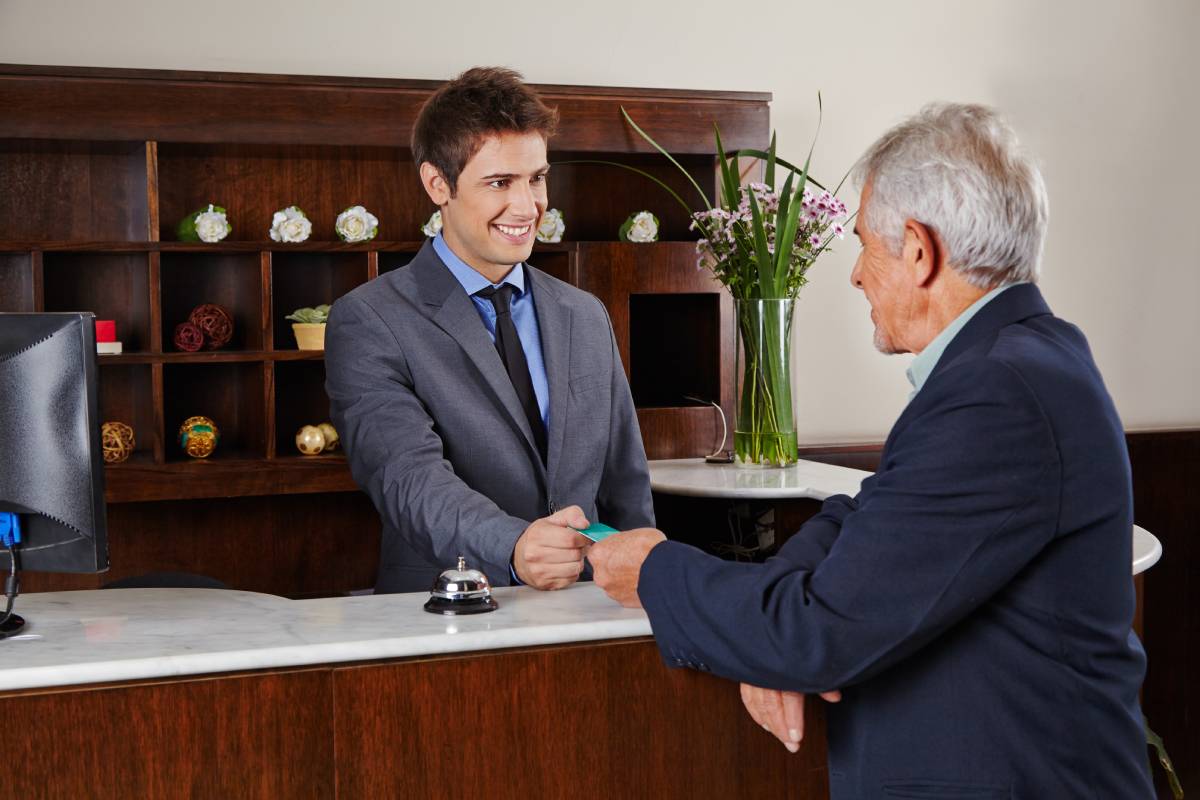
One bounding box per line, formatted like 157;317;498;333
0;583;829;799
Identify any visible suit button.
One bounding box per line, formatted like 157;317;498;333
673;657;686;667
697;662;710;672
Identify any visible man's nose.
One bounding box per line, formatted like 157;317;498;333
510;182;539;219
849;259;863;289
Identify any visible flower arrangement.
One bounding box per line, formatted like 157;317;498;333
336;206;379;243
616;104;850;466
620;211;659;243
536;208;565;243
269;206;312;243
421;210;443;238
177;204;231;243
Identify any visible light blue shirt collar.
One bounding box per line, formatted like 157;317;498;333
432;232;525;295
907;282;1026;401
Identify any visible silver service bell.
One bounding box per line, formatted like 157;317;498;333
423;556;499;615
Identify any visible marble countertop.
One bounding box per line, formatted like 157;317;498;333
0;583;651;692
648;457;870;500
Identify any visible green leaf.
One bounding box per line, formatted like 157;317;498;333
774;172;797;276
765;131;777;190
746;190;776;296
1145;720;1184;800
621;106;712;210
730;150;828;192
713;123;740;211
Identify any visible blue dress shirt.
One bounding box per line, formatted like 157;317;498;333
432;233;550;430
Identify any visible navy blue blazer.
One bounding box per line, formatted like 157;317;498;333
639;284;1153;799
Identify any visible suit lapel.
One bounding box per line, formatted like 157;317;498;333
529;267;572;488
410;243;543;468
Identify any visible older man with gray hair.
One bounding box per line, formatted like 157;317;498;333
588;103;1153;798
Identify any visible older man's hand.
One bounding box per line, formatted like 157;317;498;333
587;528;667;607
740;683;843;753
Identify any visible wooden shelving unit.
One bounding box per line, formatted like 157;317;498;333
0;64;768;594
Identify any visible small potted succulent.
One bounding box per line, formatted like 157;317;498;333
286;304;330;350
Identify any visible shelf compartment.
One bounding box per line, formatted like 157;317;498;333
97;364;158;464
0;139;150;241
163;362;267;462
547;152;714;241
160;251;264;351
157;142;431;243
0;252;34;311
271;252;369;350
42;251;152;351
377;248;421;275
273;360;335;458
103;458;357;503
629;293;722;408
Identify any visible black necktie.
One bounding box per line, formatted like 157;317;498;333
475;284;547;463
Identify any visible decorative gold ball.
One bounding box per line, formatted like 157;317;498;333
295;424;325;455
179;416;220;459
316;422;339;451
101;421;135;464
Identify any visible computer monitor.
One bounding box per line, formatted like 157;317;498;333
0;312;110;638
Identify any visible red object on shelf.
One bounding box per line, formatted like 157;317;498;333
95;320;116;343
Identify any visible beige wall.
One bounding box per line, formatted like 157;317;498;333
3;0;1196;443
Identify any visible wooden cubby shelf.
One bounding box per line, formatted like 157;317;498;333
0;64;770;503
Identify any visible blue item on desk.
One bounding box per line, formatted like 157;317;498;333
0;512;20;547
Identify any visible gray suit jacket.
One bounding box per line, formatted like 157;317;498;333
325;241;655;593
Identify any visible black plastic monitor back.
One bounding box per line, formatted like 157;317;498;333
0;312;109;573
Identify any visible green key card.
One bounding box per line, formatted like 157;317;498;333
574;522;619;542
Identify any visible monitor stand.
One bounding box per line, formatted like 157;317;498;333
0;612;25;638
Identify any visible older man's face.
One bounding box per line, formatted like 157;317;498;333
850;183;919;355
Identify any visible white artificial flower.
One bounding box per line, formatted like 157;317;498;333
336;205;379;243
269;206;312;243
421;210;443;238
627;210;659;243
536;208;565;243
194;205;230;243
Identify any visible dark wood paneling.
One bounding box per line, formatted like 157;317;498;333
333;639;827;799
98;364;157;464
156;143;429;243
1;670;334;799
103;455;357;503
163;361;266;461
0;66;769;153
159;251;263;350
0;251;34;310
20;491;380;596
1126;429;1200;798
42;251;152;351
0;139;148;240
270;251;369;349
548;152;715;241
576;242;734;460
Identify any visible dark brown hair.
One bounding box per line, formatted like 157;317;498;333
412;67;559;195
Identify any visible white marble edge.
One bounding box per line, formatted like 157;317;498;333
0;583;652;692
647;457;869;500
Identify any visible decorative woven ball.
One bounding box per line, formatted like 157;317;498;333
295;424;326;455
179;416;220;459
173;321;204;352
316;422;339;451
188;304;234;350
101;421;135;464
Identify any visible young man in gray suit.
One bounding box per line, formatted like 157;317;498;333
325;67;654;594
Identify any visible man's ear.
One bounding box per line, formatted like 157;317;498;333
419;162;452;206
902;219;943;287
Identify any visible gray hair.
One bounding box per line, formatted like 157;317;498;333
852;103;1048;289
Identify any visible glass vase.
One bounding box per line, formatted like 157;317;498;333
734;299;798;467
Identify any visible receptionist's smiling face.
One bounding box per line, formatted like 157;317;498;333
422;130;549;283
